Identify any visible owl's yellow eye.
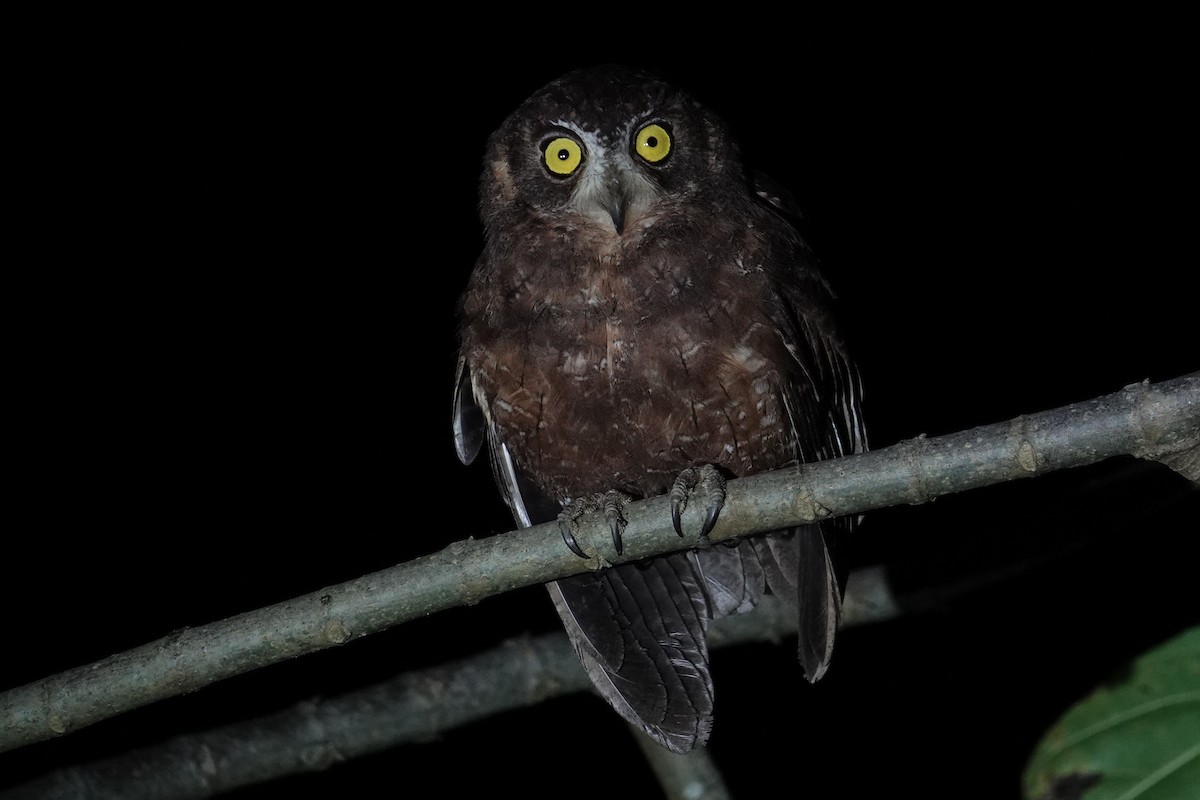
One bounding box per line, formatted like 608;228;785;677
543;136;583;176
634;123;672;164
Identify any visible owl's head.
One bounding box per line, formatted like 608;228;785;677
480;65;745;238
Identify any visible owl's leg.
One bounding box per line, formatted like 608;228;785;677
670;465;727;539
558;490;631;557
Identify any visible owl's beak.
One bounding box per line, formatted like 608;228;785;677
599;162;649;236
575;158;655;237
600;190;629;236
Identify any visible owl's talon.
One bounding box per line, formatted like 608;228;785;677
558;491;629;558
670;465;726;538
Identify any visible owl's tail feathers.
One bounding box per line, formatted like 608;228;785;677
795;524;841;682
693;526;841;681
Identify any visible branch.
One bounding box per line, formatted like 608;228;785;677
1;373;1195;755
0;572;896;800
631;724;734;800
8;458;1193;800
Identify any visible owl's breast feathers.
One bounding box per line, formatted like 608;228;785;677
460;199;833;502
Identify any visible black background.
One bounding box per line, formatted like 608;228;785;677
4;17;1197;799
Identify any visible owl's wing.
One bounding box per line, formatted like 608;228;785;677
454;358;716;752
775;265;868;681
452;356;485;465
752;169;805;219
548;558;715;754
454;356;560;525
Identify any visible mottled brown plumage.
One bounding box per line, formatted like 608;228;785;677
454;65;866;753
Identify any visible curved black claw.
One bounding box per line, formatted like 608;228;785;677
700;495;724;538
670;468;698;537
557;491;630;558
559;519;588;559
601;490;628;555
669;465;727;538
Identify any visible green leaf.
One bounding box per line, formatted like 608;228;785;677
1023;626;1200;800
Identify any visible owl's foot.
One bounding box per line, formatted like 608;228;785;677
558;490;630;558
670;465;727;539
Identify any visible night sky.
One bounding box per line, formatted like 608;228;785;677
5;22;1196;799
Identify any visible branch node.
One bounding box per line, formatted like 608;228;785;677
1128;376;1200;482
903;433;933;504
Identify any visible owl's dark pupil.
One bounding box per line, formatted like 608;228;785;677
556;149;569;161
645;136;658;147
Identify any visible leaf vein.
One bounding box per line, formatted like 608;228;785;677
1110;737;1200;800
1048;691;1200;756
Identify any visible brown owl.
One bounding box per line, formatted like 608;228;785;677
453;65;866;753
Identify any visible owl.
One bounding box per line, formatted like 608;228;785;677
453;65;866;753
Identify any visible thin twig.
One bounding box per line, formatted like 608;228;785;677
632;723;734;800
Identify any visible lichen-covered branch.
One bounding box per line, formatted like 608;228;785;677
1;373;1195;757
